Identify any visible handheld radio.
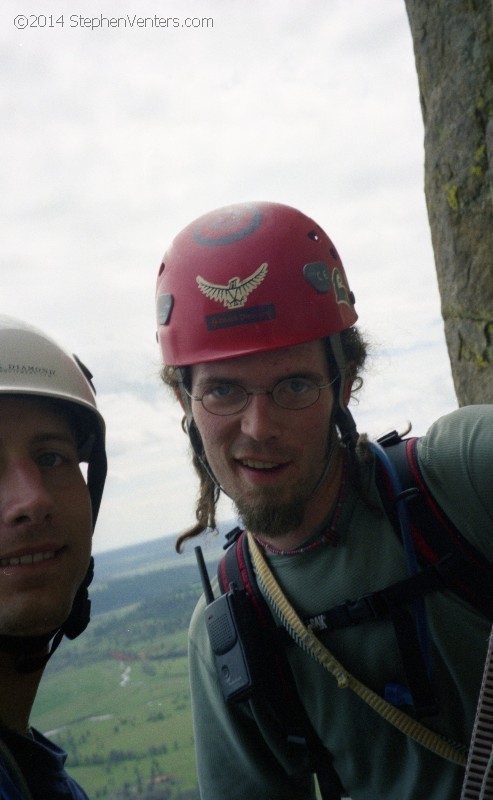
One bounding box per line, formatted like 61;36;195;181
194;546;257;703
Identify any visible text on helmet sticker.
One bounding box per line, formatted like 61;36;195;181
196;262;268;309
206;305;276;331
303;262;330;293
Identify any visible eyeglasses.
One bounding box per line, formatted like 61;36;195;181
186;376;337;416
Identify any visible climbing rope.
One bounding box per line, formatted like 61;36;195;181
247;531;467;767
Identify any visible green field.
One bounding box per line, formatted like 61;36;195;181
30;546;213;799
33;647;198;798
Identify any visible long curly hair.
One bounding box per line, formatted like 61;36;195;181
161;327;369;552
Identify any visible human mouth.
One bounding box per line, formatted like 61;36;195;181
0;550;58;568
241;459;281;470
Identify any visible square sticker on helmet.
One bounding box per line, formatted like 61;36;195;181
303;262;330;293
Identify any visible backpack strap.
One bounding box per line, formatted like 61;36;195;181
300;554;446;718
382;436;493;619
374;434;493;715
218;531;347;800
301;433;493;718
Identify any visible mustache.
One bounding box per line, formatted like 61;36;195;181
231;440;297;462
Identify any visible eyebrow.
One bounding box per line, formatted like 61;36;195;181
30;432;77;447
194;370;328;389
0;432;78;454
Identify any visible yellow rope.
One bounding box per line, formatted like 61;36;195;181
247;532;467;767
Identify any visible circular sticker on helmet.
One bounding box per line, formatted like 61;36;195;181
193;204;263;247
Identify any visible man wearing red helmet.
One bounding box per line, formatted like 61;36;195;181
0;316;107;800
155;202;493;799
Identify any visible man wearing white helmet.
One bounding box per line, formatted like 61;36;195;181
0;316;106;799
155;202;493;799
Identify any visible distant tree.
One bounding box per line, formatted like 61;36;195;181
404;0;493;404
134;766;143;794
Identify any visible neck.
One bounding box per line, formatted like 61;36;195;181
0;653;44;736
253;445;344;551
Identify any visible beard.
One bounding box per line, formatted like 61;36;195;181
230;426;340;539
234;488;307;539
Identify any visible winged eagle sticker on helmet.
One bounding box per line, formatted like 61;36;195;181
196;262;268;310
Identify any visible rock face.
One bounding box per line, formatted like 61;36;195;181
405;0;493;405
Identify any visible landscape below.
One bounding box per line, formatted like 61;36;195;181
32;529;228;800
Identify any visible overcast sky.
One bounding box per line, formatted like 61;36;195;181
2;0;458;554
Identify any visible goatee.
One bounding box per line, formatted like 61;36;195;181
233;433;340;539
234;492;306;539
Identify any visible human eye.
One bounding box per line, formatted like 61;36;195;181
205;383;236;399
201;383;245;411
35;439;78;469
274;377;317;408
37;451;65;468
283;377;314;395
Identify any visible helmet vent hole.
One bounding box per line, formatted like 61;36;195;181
307;230;320;241
158;262;165;276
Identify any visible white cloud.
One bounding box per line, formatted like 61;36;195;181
1;0;457;552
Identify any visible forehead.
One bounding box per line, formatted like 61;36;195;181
0;395;75;438
191;339;329;384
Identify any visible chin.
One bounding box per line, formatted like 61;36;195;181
8;602;73;639
235;496;305;539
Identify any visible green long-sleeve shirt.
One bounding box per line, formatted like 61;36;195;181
188;406;493;799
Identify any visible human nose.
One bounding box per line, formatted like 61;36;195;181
240;392;282;441
0;460;54;527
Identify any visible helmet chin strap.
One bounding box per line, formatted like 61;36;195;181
329;332;359;448
306;421;341;503
0;558;94;674
0;629;63;673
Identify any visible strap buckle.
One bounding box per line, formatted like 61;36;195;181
345;591;390;624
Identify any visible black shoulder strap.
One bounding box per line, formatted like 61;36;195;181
218;531;346;800
380;436;493;619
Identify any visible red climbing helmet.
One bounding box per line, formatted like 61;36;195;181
156;201;357;366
